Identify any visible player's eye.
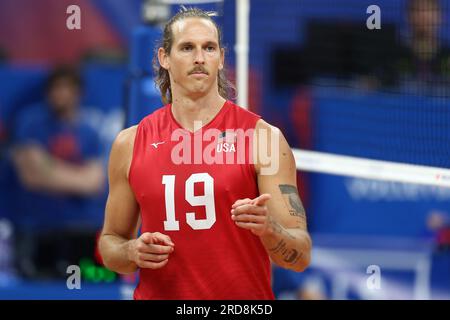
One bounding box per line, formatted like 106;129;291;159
205;46;216;52
182;45;193;51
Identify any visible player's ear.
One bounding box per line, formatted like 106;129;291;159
158;47;170;70
219;48;224;71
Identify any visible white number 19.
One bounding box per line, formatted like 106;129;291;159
162;173;216;231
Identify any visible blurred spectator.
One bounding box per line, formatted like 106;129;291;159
10;66;105;279
295;274;327;300
378;0;450;92
273;264;328;300
426;210;450;251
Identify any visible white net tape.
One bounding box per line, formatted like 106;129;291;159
293;148;450;188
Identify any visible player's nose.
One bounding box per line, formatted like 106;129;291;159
194;49;206;65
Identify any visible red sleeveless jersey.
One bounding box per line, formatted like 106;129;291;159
129;100;274;300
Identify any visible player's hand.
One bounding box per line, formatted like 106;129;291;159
231;194;272;237
128;232;175;269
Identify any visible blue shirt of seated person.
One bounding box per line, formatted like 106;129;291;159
12;66;105;232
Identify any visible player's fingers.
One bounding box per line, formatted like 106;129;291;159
231;214;266;224
234;221;264;231
138;253;170;262
152;232;175;246
140;232;155;244
138;243;174;254
137;259;169;269
231;204;268;216
231;198;252;209
148;243;175;254
252;193;272;206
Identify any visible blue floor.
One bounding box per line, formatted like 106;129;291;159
0;280;125;300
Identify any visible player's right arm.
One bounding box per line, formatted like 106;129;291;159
99;126;175;274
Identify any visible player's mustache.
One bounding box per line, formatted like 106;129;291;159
188;66;209;75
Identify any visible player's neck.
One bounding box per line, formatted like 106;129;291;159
171;93;226;132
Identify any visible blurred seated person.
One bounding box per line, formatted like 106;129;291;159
378;0;450;92
11;66;105;279
426;210;450;252
272;264;328;300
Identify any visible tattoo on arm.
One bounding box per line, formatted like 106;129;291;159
268;217;302;265
279;184;306;228
266;187;307;266
269;239;302;265
269;216;296;240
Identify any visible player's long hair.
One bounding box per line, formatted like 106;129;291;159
153;7;235;105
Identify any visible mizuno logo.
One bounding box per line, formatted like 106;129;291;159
151;141;165;149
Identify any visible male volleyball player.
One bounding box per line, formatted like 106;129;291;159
99;7;311;300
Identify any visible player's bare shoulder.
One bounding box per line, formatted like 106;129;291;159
114;126;138;147
255;118;277;132
255;119;291;150
254;119;294;176
109;126;138;180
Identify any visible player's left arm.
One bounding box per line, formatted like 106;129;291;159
231;119;311;272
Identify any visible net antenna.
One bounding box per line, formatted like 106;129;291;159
235;0;249;109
